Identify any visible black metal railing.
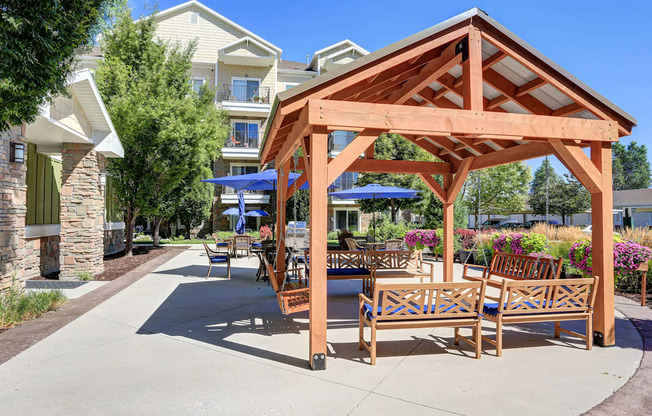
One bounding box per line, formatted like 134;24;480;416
219;84;270;104
226;129;260;148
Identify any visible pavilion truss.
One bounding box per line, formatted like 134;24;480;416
260;9;636;369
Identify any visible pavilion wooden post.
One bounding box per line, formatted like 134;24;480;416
590;141;615;347
275;159;290;275
309;126;328;370
442;173;454;282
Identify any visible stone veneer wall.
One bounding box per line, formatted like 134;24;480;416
59;143;104;280
104;228;125;255
0;130;28;290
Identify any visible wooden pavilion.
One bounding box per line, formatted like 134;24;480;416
260;8;636;370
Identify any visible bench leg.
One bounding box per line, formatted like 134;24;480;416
642;271;647;307
454;328;460;345
371;324;377;366
586;316;593;351
554;321;561;338
496;320;503;358
475;320;482;359
358;319;364;351
227;261;231;280
206;264;211;279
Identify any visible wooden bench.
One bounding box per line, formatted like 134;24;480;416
304;250;374;293
481;277;599;356
367;250;435;292
463;252;563;300
262;256;309;315
358;281;487;365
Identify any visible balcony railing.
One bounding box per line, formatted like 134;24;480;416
226;129;260;148
222;187;267;196
219;84;270;104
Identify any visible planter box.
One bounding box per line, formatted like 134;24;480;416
458;249;475;264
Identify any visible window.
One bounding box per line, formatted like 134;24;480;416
223;164;259;194
333;172;358;191
232;78;260;102
191;78;205;94
285;83;298;90
335;209;360;231
189;12;199;24
329;130;356;152
231;121;260;148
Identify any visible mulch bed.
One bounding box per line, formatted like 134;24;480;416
29;246;175;282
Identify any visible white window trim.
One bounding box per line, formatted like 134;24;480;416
285;82;299;90
189;12;199;24
334;208;361;232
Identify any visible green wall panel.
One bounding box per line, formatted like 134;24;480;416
25;144;61;225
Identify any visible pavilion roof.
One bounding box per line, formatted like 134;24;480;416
261;8;636;166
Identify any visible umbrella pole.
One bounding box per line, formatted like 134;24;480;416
373;196;376;243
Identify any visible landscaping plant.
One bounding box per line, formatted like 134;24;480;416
0;278;67;329
405;229;441;251
569;238;652;276
492;232;547;255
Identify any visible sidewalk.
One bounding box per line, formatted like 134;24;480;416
0;246;643;415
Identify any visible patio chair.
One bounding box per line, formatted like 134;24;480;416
385;239;403;250
203;243;231;279
345;238;365;251
212;233;232;255
233;235;252;258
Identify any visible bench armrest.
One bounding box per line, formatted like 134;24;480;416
463;275;487;283
287;268;306;284
358;293;373;305
421;260;436;282
463;263;488;278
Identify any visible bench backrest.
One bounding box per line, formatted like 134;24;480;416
262;256;282;293
370;281;486;321
498;277;598;316
304;250;367;269
385;239;403;250
367;250;422;270
489;252;563;280
234;235;251;247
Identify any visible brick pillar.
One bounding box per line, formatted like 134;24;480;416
59;143;104;280
0;130;28;290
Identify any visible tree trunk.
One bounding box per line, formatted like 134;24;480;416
184;221;191;240
561;214;567;226
153;217;163;247
390;199;397;222
124;205;139;257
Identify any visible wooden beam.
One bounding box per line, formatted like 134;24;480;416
446;157;473;203
418;173;446;203
470;141;553;171
327;129;383;185
307;100;618;142
483;68;552;115
549;139;602;193
552;102;584;117
463;28;483;111
482;51;507;70
309;126;329;370
387;36;465;105
442;173;454;282
590;141;615;346
402;134;444;158
277;105;311;166
487;94;510;110
427;136;472;159
516;77;546;97
276;159;290;272
286;172;307;200
298;157;452;175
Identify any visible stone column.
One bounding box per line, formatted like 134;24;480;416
0;130;28;290
59;143;104;280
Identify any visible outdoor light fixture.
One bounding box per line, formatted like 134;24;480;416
99;173;107;186
9;142;25;163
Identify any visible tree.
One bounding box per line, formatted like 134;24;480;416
423;192;469;229
286;189;309;222
95;10;228;254
0;1;122;130
172;178;214;239
551;174;590;225
461;162;532;226
612;141;651;190
356;134;432;221
529;157;561;217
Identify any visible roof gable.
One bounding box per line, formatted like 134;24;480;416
310;39;369;69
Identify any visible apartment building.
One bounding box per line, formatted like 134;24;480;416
148;1;373;233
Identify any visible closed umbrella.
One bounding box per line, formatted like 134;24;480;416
329;184;420;242
235;191;246;234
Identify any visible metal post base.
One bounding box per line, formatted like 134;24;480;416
311;353;326;370
593;331;612;347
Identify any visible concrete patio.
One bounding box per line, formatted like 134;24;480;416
0;246;643;415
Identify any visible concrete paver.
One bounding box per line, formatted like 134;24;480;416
0;246;643;415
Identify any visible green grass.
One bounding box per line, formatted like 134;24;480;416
0;282;67;329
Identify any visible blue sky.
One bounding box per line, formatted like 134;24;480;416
130;0;651;176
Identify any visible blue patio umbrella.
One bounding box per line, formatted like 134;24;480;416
222;207;241;216
329;184;420;242
235;191;246;234
245;209;269;217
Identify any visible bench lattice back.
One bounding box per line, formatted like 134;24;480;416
499;277;598;315
489;252;563;280
371;282;485;321
368;250;422;270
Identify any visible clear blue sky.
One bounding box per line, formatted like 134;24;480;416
130;0;651;175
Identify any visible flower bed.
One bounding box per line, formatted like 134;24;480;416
492;232;547;255
569;238;652;275
405;229;441;250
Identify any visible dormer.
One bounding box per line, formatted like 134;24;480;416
310;40;369;74
218;36;277;67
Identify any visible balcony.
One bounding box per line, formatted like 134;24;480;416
218;84;271;117
220;189;270;205
222;129;260;160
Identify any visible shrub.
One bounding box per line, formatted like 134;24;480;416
0;280;67;329
367;214;409;242
433;229;462;255
570;238;652;276
76;270;94;281
405;229;441;250
215;231;233;240
492;232;547;255
455;228;477;250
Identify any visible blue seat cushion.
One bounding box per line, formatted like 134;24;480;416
209;256;229;263
307;267;370;276
363;303;473;320
252;242;262;248
216;242;229;247
483;300;580;316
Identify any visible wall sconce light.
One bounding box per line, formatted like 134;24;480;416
9;142;25;163
99;173;107;186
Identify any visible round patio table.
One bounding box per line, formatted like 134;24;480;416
364;242;385;250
